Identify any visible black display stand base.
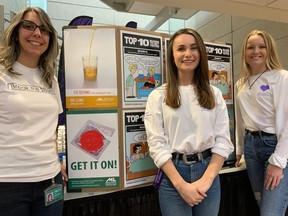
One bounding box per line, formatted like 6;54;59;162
63;169;280;216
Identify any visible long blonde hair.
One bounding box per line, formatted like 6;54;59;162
166;28;215;109
0;7;59;87
239;30;283;88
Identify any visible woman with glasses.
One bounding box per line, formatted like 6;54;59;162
0;7;67;216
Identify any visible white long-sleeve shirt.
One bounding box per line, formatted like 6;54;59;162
144;84;234;168
235;69;288;169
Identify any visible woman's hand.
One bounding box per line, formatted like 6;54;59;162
265;164;283;190
61;164;68;184
177;180;207;206
235;155;242;167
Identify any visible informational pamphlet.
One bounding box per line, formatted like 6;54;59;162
123;110;157;188
120;30;163;108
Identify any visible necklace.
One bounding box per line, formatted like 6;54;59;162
247;69;267;89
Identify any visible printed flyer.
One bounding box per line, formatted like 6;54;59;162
206;42;235;163
63;27;118;109
66;110;119;191
120;30;163;108
123;110;157;188
206;42;233;104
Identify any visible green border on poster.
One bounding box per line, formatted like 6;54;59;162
69;177;120;189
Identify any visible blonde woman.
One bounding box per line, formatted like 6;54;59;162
235;30;288;216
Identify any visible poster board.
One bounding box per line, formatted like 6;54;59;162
63;26;121;192
119;28;164;188
206;41;236;166
63;26;164;192
63;26;236;192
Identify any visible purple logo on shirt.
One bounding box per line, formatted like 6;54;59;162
260;85;269;91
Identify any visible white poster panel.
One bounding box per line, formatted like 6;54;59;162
206;42;233;104
120;30;163;108
63;27;118;109
66;110;119;190
123;110;157;188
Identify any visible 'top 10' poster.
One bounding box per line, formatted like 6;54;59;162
123;110;157;188
206;42;233;104
206;41;236;165
120;31;163;108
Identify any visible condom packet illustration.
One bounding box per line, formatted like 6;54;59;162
71;120;115;159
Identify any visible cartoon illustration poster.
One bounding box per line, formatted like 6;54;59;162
206;42;233;104
123;110;157;188
120;31;163;108
66;110;119;191
63;27;118;109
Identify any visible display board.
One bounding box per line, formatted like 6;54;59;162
63;26;164;191
63;26;235;192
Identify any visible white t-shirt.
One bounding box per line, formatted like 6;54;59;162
0;61;62;182
235;69;288;169
144;84;234;168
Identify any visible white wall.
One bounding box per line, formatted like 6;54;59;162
192;14;288;81
1;0;288;80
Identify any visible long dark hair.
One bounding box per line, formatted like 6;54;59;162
166;28;215;109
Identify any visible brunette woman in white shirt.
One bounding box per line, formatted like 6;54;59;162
235;30;288;216
144;28;234;216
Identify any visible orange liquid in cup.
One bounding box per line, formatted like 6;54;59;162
83;30;97;81
83;67;97;80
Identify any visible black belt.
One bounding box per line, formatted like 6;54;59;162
172;148;212;165
245;129;275;137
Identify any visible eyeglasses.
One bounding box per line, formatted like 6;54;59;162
20;20;51;36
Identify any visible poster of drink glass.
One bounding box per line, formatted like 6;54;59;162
63;27;118;109
123;110;157;188
206;42;233;104
120;30;163;108
66;110;120;191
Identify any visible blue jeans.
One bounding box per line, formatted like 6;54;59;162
158;157;220;216
0;171;64;216
244;133;288;216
